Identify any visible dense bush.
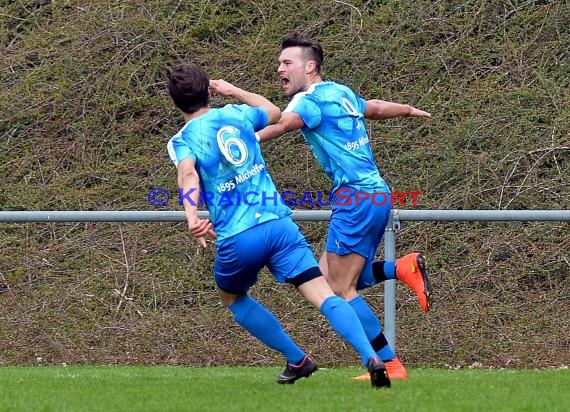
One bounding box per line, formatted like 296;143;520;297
1;0;568;368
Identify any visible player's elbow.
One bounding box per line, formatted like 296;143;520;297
266;106;282;125
364;100;383;119
177;161;199;187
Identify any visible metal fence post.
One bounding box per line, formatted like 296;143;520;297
383;215;399;350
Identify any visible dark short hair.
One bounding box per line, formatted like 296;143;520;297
281;32;324;74
168;63;210;114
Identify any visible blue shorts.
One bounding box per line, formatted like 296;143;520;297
326;186;391;283
214;217;320;294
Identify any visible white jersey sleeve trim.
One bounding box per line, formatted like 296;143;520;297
166;137;179;167
284;84;317;113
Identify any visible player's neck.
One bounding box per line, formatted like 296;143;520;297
183;106;210;122
306;74;322;90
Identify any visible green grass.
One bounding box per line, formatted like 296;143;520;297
0;366;568;411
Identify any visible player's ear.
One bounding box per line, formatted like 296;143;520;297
305;60;316;74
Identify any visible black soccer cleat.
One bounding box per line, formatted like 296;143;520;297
368;356;391;389
276;355;318;384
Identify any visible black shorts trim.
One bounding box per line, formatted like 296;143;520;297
286;266;322;288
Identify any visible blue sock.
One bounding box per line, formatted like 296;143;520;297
349;296;396;360
320;296;376;366
372;260;396;281
371;332;396;361
356;261;396;291
383;261;396;279
229;295;305;364
348;295;383;340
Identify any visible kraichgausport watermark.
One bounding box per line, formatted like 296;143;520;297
147;188;422;208
147;187;171;207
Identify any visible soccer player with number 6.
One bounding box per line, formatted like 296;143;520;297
166;63;391;388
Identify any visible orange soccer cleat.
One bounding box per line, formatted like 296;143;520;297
352;357;408;381
395;253;431;313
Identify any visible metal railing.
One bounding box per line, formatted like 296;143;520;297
2;209;569;348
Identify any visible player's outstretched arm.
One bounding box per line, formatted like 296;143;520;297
177;158;215;248
364;99;431;120
257;111;305;143
209;79;281;124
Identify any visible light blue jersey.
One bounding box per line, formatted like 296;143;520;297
285;81;389;193
167;104;292;241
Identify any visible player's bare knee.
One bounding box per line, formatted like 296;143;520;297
331;285;351;299
218;289;243;307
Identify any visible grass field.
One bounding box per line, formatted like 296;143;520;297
1;366;568;411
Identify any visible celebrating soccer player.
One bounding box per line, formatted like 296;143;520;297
255;32;433;381
166;63;391;387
